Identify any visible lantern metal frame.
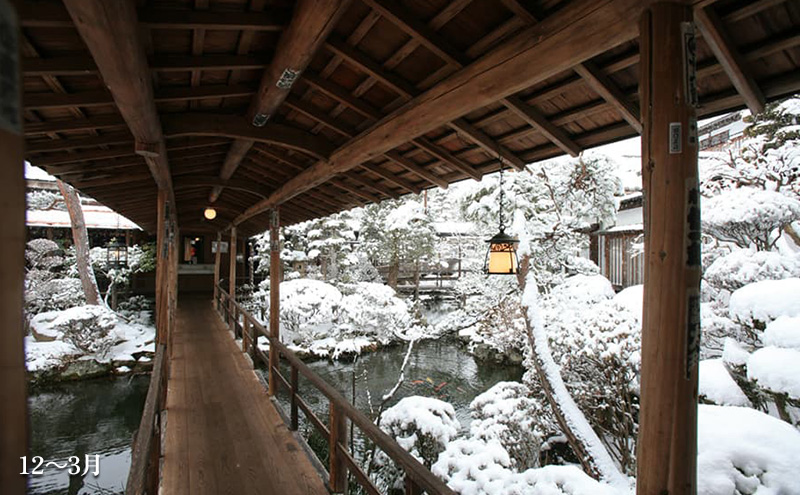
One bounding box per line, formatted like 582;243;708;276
106;238;128;270
484;162;519;275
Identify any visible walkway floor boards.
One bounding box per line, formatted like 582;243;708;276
161;296;328;495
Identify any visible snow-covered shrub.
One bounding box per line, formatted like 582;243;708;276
25;239;86;316
469;382;544;469
433;437;618;495
697;404;800;495
729;278;800;328
698;359;751;407
339;282;416;340
702;189;800;251
762;316;800;349
27;189;63;210
31;305;118;356
747;347;800;400
538;277;640;474
704;249;800;292
275;279;343;343
375;396;459;490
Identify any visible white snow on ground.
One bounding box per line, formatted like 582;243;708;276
522;275;630;489
698;404;800;495
747;347;800;399
729;278;800;324
612;285;643;319
762;315;800;349
698;359;751;407
26;305;155;372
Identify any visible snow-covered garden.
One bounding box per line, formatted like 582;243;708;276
23;97;800;493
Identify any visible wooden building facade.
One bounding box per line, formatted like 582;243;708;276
2;0;800;494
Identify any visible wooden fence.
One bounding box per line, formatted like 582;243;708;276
125;343;167;495
214;286;455;495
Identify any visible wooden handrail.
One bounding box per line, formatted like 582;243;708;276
214;286;456;495
126;343;167;495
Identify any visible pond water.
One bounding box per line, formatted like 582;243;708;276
276;338;524;435
27;339;522;494
27;376;149;495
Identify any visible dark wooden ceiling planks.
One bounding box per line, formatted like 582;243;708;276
16;0;800;234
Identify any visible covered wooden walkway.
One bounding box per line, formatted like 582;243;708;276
161;295;327;495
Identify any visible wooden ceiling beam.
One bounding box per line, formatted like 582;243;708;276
160;113;335;160
24;114;126;136
695;6;766;115
573;61;643;133
25;132;133;154
342;171;400;200
384;151;449;190
360;0;470;67
173;176;267;199
234;0;647;224
138;9;287;31
502;95;582;157
24;84;257;111
210;0;351;204
325;35;528;173
358;164;422;195
63;0;176;197
413;137;482;181
330;179;380;203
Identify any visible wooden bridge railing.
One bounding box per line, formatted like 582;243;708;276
125;342;167;495
215;286;456;495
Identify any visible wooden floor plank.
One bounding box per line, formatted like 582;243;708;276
161;296;329;495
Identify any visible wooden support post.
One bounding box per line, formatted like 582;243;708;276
290;365;299;431
155;189;169;345
242;316;249;353
405;476;423;495
0;3;28;492
229;226;237;325
268;209;281;396
637;4;701;495
328;402;348;493
213;231;221;303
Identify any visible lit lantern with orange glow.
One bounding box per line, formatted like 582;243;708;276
484;163;518;275
204;207;217;220
485;229;519;275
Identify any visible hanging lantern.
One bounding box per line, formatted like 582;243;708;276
484;164;519;275
106;238;128;269
204;207;217;220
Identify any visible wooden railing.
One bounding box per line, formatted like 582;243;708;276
125;342;167;495
215;286;456;495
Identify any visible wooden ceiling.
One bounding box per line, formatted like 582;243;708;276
18;0;800;236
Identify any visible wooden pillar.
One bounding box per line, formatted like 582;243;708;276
229;226;237;317
637;3;700;495
0;3;28;492
268;209;281;396
155;189;169;345
213;231;222;302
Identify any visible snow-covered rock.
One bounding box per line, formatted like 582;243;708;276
549;274;615;306
698;359;751;407
747;346;800;399
698;404;800;495
729;278;800;325
762;315;800;349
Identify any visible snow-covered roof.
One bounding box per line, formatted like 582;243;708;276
432;221;475;236
27;205;141;230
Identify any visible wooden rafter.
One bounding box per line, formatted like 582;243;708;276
502;96;583;157
210;0;351;203
695;6;766;115
234;0;647;224
160;113;335;160
573;62;643;133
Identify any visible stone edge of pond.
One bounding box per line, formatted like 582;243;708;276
27;351;155;388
